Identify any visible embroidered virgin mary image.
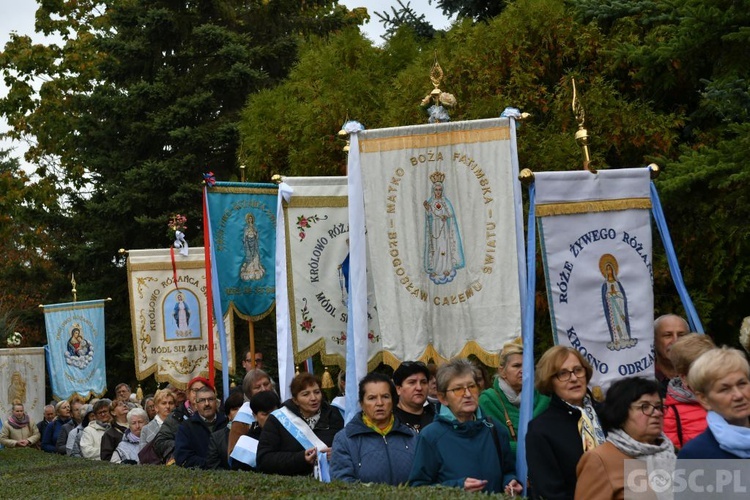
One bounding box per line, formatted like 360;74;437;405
423;171;465;285
165;290;200;340
600;254;637;351
240;212;265;281
65;324;93;368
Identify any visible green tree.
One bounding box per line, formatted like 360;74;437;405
0;0;361;385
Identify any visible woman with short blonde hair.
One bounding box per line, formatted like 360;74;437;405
679;347;750;459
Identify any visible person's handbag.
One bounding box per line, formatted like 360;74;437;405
138;439;161;465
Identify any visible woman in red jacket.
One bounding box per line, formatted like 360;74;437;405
662;333;715;450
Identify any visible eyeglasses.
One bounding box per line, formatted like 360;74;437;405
196;397;216;405
555;366;586;382
632;402;665;416
445;383;479;397
96;410;109;416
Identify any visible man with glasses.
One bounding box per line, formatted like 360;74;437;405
174;385;228;469
241;349;264;371
114;383;132;403
393;361;435;433
152;376;211;464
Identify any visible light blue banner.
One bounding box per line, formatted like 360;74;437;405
206;182;277;320
43;299;107;400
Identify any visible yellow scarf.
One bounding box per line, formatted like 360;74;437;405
362;413;394;436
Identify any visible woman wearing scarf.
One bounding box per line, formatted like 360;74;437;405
576;377;675;499
331;372;417;485
479;339;549;454
41;399;72;453
409;359;522;496
678;347;750;458
526;346;606;500
80;398;113;460
101;399;131;461
111;408;148;464
257;373;344;477
662;333;715;450
0;402;41;448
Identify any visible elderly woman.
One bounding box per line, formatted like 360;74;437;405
101;399;131;461
0;402;41;448
81;399;113;460
111;408;148;464
331;372;417;485
526;346;605;500
140;389;175;451
663;333;715;449
41;400;72;453
257;372;344;477
678;347;750;458
479;339;550;453
409;359;522;495
576;377;675;499
229;368;275;457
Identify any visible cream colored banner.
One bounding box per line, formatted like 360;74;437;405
127;248;234;388
359;118;521;367
282;176;382;370
0;347;46;424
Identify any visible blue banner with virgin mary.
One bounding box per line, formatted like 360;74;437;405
206;182;277;320
43;299;107;400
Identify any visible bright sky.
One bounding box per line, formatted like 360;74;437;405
0;0;452;167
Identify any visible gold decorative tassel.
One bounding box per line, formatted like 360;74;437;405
321;367;334;389
136;384;144;402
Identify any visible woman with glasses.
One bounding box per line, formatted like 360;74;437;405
576;377;675;499
409;358;522;495
81;399;113;460
479;338;549;454
526;346;605;500
678;347;750;459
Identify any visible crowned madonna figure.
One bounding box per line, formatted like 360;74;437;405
423;171;465;285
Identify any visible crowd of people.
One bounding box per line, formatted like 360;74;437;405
3;319;750;498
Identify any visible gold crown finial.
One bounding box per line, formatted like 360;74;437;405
429;171;445;184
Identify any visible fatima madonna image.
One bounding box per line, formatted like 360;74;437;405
423;171;465;285
600;253;637;350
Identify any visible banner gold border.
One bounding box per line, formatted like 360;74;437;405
536;198;651;217
359;126;510;153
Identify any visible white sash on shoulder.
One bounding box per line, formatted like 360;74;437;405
272;406;330;482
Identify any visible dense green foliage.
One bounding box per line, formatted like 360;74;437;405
0;447;510;499
0;0;748;389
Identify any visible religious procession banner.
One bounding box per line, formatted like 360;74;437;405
205;182;277;320
42;300;107;400
282;176;382;369
127;248;234;388
536;167;654;396
358;118;522;366
0;347;46;424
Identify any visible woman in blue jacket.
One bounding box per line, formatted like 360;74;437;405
41;400;72;453
408;359;522;495
331;372;417;485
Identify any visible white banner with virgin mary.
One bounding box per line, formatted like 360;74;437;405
0;347;46;425
280;176;382;370
358;118;523;367
536;167;654;397
127;248;234;388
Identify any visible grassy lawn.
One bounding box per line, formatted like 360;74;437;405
0;448;512;499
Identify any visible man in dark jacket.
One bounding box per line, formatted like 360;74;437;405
174;385;227;469
152;376;210;464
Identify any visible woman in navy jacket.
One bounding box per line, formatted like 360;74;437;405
331;372;417;485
